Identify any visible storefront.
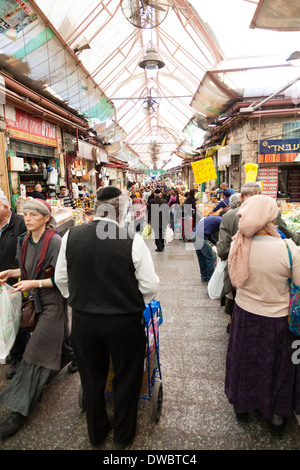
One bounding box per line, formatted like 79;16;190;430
5;104;59;206
257;137;300;233
257;138;300;202
217;144;241;191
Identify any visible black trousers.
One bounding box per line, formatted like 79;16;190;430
71;312;146;446
155;226;166;251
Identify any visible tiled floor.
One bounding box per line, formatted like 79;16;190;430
0;239;300;451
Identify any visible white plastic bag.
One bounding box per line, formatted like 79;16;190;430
165;225;174;244
0;284;22;360
207;260;227;300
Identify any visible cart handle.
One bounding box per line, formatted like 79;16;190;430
149;303;162;380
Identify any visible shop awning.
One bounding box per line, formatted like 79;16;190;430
77;140;108;163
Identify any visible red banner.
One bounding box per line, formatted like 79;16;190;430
6;107;57;147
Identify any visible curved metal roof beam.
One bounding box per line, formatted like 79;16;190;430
173;0;224;65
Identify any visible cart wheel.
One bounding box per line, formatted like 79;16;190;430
78;384;85;410
152;380;163;421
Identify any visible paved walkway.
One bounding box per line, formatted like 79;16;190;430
0;239;300;451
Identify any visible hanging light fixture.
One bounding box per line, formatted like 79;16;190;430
286;51;300;67
138;47;165;80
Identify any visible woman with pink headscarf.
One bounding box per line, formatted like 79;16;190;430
226;194;300;437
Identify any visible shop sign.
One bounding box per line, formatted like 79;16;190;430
218;145;231;167
191;157;217;184
258;138;300;163
6;107;57;147
258;167;278;199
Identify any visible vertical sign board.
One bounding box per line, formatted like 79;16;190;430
258;167;278;198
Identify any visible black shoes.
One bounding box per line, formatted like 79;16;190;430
234;408;249;423
5;360;20;379
270;422;284;438
0;412;27;439
67;360;78;373
114;438;133;450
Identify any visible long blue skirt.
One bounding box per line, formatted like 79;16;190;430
225;303;300;419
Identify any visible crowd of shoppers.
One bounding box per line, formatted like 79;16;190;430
1;178;300;446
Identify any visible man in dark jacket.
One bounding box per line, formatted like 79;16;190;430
148;189;169;252
30;183;46;200
0;194;28;378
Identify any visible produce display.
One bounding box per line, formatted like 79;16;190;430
197;203;223;217
279;202;300;233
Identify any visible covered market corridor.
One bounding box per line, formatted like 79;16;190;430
0;239;300;451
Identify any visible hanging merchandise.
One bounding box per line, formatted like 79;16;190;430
24;156;31;172
47;167;58;185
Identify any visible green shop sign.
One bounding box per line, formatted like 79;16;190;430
145;169;166;176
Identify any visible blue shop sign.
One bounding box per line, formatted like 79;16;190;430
259;138;300;155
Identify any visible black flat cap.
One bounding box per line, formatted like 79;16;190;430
97;186;122;201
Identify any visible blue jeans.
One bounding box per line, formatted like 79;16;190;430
195;239;215;282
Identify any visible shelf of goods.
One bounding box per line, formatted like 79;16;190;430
278;202;300;234
46;199;74;236
73;209;94;226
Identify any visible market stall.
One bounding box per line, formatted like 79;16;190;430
15;196;95;237
278;201;300;235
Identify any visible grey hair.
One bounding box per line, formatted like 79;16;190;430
95;193;129;223
229;193;242;209
241;182;262;198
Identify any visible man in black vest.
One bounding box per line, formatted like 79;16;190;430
0;194;28;378
148;188;169;252
55;186;159;449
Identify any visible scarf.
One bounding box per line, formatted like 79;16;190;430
228;194;280;288
20;230;56;279
21;198;57;279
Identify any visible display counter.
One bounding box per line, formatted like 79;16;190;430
54;210;74;236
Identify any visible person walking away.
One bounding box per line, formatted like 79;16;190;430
148;189;169;252
183;189;197;228
0;193;28;379
168;189;179;231
225;194;300;436
55;186;159;449
0;199;75;438
143;187;151;203
193;216;222;283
